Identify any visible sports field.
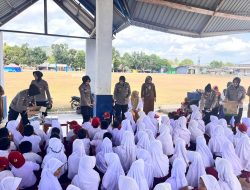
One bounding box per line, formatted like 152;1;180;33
4;71;250;111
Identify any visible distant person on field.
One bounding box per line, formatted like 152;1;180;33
79;75;94;123
8;84;40;126
0;85;4;124
113;76;131;120
225;77;246;124
31;71;52;116
141;76;156;114
199;83;219;124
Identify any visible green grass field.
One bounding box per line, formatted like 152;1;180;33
4;71;250;111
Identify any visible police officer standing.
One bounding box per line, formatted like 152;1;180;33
113;76;131;120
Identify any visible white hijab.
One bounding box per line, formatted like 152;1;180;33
147;111;159;127
138;111;157;136
6;120;23;146
221;142;243;176
30;120;47;143
102;153;125;190
114;131;136;172
200;175;220;190
191;110;205;133
48;120;63;139
186;151;206;188
68;139;85;180
205;115;219;137
188;119;203;143
195;136;214;167
136;131;151;152
121;119;134;133
150;140;169;178
66;184;80;190
136;149;154;189
153;183;172;190
215;158;242;190
242;117;250;136
157;117;174;156
38;158;63;190
233;128;248;147
96;137;113;174
0;176;22;190
166;158;188;190
124;111;136;132
173;116;191;146
127;159;149;190
72;155;100;190
171;138;189;168
118;176;139;190
218;118;233;139
160;115;173;134
235;136;250;172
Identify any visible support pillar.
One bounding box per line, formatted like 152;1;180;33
94;0;113;118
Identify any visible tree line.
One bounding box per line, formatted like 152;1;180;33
3;43;234;72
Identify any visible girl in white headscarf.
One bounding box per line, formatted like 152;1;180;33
121;118;134;133
38;158;64;190
173;116;191;146
218;118;233;140
42;138;67;175
127;159;149;190
157;116;174;156
205;115;219;137
186;151;206;188
190;109;206;133
196;136;214;167
30;120;47;144
233;127;248;148
47;120;63;140
68;139;85;180
235;136;250;172
66;184;80;190
208;125;232;157
136;131;151;152
136;149;154;189
96;137;113;174
188;119;203;143
147;111;159;128
72;155;100;190
215;158;242;190
159;115;173;135
6;120;23;146
0;176;21;190
114;131;136;172
170;138;189;168
153;183;172;190
137;111;157;136
150;140;169;178
124;111;136;132
101;153;125;190
242;117;250;136
118;176;139;190
221;142;243;176
199;175;220;190
166;158;188;190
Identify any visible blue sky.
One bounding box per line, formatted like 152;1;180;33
1;0;250;65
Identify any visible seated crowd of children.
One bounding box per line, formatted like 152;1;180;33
0;107;250;190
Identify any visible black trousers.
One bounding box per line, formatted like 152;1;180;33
8;107;29;126
81;106;93;123
203;107;219;125
36;101;48;116
114;104;128;121
225;108;243;126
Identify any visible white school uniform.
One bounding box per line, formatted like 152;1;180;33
11;161;39;189
111;128;123;146
0;176;22;190
30;120;47;144
80;138;90;155
196;136;214;167
173;116;191;146
235;136;250;172
83;122;100;140
153;183;172;190
118;176;139;190
6;120;23;146
0;151;9;158
23;152;42;164
0;171;14;182
20;135;41;153
200;175;221;190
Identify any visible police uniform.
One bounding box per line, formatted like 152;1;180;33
247;86;250;118
8;90;35;125
79;83;93;121
113;82;131;120
0;85;4;123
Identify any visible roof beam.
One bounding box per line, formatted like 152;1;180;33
136;0;250;21
4;0;14;9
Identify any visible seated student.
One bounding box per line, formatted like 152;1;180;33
118;176;139;190
47;120;63;140
38;158;64;190
66;184;80;190
198;175;221;190
103;112;112;131
68;139;85;180
91;132;112;155
136;130;151;152
20;124;41;153
83;116;100;140
45;127;62;149
42;137;67;175
72;155;100;190
19;141;42;164
30;120;47;144
8;151;40;189
66;121;82;142
0;138;11;158
0;176;22;190
6;120;23;146
110;120;122;146
0;157;13;181
77;128;90;155
0;128;16;151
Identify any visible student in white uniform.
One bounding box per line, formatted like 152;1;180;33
72;155;100;190
0;157;13;182
0;138;11;158
110;120;123;147
38;158;64;190
0;128;16;151
19;141;42;164
199;174;221;190
66;184;80;190
68;139;85;180
30;120;47;144
76;128;90;155
118;175;139;190
6;120;23;146
19;124;41;153
83;116;101;140
8;151;40;189
0;176;22;190
153;183;172;190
